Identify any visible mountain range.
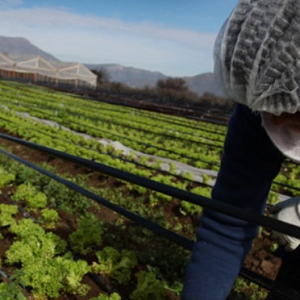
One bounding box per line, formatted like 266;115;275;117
0;36;59;63
0;35;224;97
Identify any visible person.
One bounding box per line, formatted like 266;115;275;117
181;0;300;299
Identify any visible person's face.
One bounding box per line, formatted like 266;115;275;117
270;111;300;133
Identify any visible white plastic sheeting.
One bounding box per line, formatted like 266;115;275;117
0;54;97;87
15;56;56;76
57;63;97;86
0;53;14;71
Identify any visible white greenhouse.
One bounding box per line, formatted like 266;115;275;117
0;53;97;88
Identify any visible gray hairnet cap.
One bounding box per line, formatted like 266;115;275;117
214;0;300;116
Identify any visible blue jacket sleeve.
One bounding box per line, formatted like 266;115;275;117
182;104;284;300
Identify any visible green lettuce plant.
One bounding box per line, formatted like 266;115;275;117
38;208;60;229
90;293;121;300
0;282;27;300
11;184;47;210
130;271;166;300
0;167;15;188
6;218;90;299
92;246;137;285
68;214;103;255
0;204;18;227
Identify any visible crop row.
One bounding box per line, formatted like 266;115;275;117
0;133;269;300
0;81;299;198
0;81;225;149
0;149;193;299
0;80;290;299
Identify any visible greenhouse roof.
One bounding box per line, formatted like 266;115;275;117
0;53;14;65
0;53;97;87
57;63;97;85
16;56;56;71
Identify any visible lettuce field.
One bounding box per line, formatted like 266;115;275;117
0;80;299;299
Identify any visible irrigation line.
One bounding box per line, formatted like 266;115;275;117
3;110;296;194
0;83;298;294
240;267;300;299
0;105;221;167
0;133;300;239
38;99;226;141
77;106;227;142
26;104;224;150
0;147;194;251
0;96;226;145
0;115;297;202
88;105;227;137
3;85;228;143
0;114;213;188
1;80;232;126
88;91;231;123
0;149;277;294
0;268;8;279
273;180;300;193
0;184;285;296
0;192;115;294
66;119;222;161
97;103;228;136
10;99;223;152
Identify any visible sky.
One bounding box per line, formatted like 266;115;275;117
0;0;238;77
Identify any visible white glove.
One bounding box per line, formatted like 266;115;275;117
269;197;300;252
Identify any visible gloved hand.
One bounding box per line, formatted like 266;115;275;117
269;197;300;252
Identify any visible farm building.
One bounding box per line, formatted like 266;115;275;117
0;53;97;88
0;53;15;78
56;63;98;87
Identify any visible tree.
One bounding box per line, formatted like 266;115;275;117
91;68;110;87
156;77;188;92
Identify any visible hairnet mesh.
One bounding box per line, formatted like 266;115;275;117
214;0;300;115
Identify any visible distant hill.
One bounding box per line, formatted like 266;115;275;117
0;35;224;96
86;63;167;89
0;35;60;62
184;73;224;97
87;63;224;97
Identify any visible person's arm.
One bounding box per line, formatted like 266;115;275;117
182;104;284;300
